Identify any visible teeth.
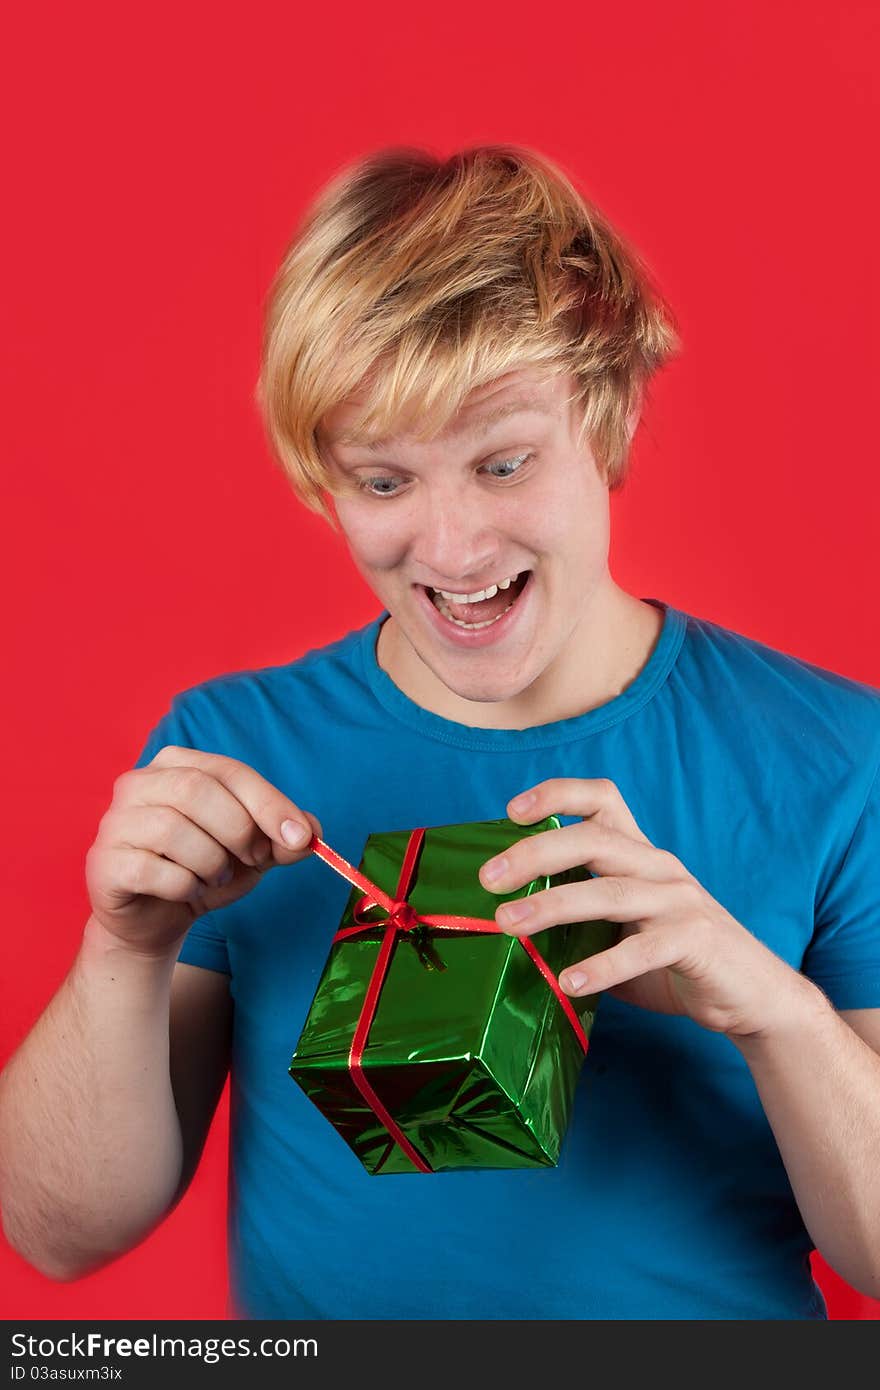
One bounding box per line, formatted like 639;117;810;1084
433;572;521;603
435;598;516;629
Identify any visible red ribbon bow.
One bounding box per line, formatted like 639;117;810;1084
307;827;588;1173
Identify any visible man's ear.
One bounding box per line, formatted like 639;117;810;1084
625;383;644;443
320;486;341;532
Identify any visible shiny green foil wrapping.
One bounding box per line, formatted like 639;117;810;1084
289;816;618;1174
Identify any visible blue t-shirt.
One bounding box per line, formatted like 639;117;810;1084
134;598;880;1320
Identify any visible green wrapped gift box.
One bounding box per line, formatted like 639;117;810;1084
289;815;618;1174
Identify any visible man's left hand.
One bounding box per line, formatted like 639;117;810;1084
478;777;820;1041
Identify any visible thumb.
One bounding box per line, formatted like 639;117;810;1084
274;809;322;864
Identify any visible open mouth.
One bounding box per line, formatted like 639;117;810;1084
420;570;532;630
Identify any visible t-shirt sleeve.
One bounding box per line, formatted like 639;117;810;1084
132;698;232;977
802;758;880;1010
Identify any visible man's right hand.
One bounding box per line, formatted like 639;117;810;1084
85;745;322;958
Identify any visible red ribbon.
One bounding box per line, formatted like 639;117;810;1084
306;828;588;1173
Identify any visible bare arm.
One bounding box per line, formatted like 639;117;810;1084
0;921;230;1281
0;744;319;1282
731;997;880;1299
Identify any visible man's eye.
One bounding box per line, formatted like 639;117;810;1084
356;476;402;496
484;452;532;480
356;453;533;499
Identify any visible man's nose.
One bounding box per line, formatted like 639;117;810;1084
415;491;497;584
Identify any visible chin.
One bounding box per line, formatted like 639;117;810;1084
430;653;540;705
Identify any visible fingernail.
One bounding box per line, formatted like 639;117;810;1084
509;791;535;812
216;864;234;887
562;970;586;993
481;855;507;885
280;819;311;848
499;898;533;926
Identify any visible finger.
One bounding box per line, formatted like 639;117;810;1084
506;777;649;842
108;803;247;889
118;761;274;868
91;840;212;909
558;928;689;997
492;875;678;937
479;820;682;894
123;747;320;867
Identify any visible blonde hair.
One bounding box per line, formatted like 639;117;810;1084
255;144;681;529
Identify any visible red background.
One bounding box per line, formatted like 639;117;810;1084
2;0;878;1320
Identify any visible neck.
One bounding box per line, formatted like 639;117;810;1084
375;578;665;730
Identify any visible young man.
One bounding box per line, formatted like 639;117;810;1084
2;145;879;1321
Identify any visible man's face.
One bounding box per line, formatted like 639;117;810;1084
317;367;614;705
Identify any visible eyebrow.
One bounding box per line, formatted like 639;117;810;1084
333;397;558;452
